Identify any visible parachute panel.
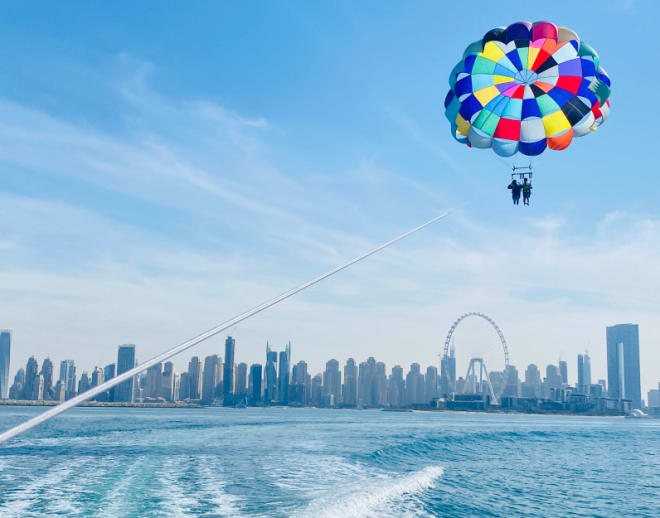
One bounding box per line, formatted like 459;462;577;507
445;21;610;157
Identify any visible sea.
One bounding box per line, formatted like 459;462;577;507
0;406;658;517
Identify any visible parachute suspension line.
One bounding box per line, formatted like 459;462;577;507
0;209;457;445
496;155;514;171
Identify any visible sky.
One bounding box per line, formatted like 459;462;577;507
1;1;659;396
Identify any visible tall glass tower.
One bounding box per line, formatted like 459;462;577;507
577;354;591;394
606;324;641;409
223;336;236;405
115;344;136;403
0;330;10;400
277;343;291;404
59;359;76;400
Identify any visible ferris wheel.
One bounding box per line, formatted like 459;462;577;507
442;312;509;367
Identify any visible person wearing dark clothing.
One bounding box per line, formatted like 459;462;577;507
508;180;522;205
522;178;532;206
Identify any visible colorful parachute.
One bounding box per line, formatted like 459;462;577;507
444;21;611;157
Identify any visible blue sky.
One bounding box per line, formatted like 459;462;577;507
1;1;659;395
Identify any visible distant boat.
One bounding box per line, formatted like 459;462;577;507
625;409;649;419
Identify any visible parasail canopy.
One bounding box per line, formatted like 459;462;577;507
444;21;611;157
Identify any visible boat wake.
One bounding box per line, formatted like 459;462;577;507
298;465;444;518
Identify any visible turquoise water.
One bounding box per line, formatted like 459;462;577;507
0;407;658;517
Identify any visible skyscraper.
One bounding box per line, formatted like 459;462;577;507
188;356;202;400
357;360;373;407
59;359;77;400
161;362;175;402
544;364;562;399
440;346;456;395
375;361;388;406
606;324;642;409
522;364;541;398
146;363;163;399
405;363;425;405
78;372;90;394
388;365;405;407
23;356;39;400
264;343;277;404
501;365;520;397
342;358;358;406
40;358;54;400
179;372;191;400
425;366;439;402
235;362;248;399
290;360;308;406
310;373;322;407
223;336;236;404
248;363;262;405
202;355;221;404
103;363;116;402
115;345;136;403
648;383;660;409
277;342;291;404
577;354;592;394
558;360;568;385
9;368;25;400
323;359;341;407
91;367;104;401
0;330;10;400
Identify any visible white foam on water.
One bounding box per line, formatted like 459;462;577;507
157;457;200;518
297;465;445;518
33;458;109;516
95;459;142;518
273;455;363;492
0;463;74;517
196;462;245;517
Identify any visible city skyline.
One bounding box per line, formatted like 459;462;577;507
3;323;656;410
2;319;658;397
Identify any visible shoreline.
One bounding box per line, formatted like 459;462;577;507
0;399;202;408
0;400;635;416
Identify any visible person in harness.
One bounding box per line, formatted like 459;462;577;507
522;177;532;206
507;179;522;205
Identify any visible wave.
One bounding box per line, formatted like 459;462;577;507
0;461;75;517
297;465;444;518
362;427;625;466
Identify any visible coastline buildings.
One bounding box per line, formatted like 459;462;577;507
248;363;262;405
290;360;308;406
577;354;592;394
236;362;248;400
264;343;277;403
648;384;660;410
161;362;175;402
60;359;76;400
606;324;642;409
115;345;136;403
223;337;235;405
440;346;456;395
277;343;291;405
2;324;654;415
103;363;116;402
187;356;202;400
0;330;10;400
202;355;221;404
522;364;541;398
559;360;568;385
342;358;357;407
323;359;341;407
